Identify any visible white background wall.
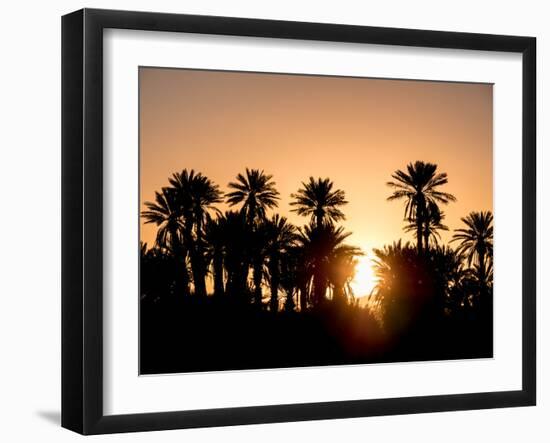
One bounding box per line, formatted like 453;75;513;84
0;0;546;441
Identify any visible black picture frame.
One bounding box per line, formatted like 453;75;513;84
62;8;536;435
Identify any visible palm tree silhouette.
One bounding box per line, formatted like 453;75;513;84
327;247;361;304
443;248;474;310
140;242;180;302
290;177;348;228
226;168;280;225
220;210;251;298
264;215;298;312
204;214;226;297
373;240;415;293
404;203;448;250
451;211;493;291
141;187;190;297
249;222;271;305
297;223;359;306
279;244;311;311
373;240;436;331
226;169;280;304
168;169;222;297
428;244;470;313
387;161;456;254
279;247;301;311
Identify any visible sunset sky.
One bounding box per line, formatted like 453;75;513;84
139;67;493;296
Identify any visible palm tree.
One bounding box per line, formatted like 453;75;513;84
279;244;310;311
327;248;361;304
140;243;179;302
168;169;222;298
373;240;416;295
404;203;448;250
220;211;251;298
226;168;280;225
141;187;190;297
373;240;430;331
264;215;298;312
451;211;493;291
482;258;494;289
297;223;360;306
204;214;226;297
290;177;348;228
142;187;181;253
226;169;279;303
446;254;475;311
428;244;468;313
387;161;456;254
279;247;301;311
249;223;270;306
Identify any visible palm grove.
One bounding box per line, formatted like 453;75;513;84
141;161;493;371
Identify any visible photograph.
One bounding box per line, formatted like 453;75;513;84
138;67;494;375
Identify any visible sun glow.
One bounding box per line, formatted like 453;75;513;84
351;255;377;298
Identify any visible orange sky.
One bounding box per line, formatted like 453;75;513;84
139;67;493;284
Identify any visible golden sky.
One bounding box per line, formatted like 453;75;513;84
140;67;493;293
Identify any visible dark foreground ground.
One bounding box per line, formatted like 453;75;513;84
140;296;493;374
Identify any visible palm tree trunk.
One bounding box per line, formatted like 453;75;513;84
190;249;207;297
299;283;307;311
269;255;279;312
228;266;245;298
253;258;263;306
238;265;248;298
416;218;423;255
284;290;295;312
170;227;190;297
478;249;486;296
313;266;326;306
194;216;208;298
226;270;236;296
213;252;224;296
227;256;247;298
185;236;206;298
423;229;430;252
181;221;205;297
332;285;345;304
316;212;322;229
416;197;425;255
177;253;190;297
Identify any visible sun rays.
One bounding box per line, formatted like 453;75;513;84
350;255;377;298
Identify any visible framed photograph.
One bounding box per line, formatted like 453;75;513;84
62;8;536;435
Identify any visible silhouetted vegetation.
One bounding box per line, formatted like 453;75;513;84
140;162;493;374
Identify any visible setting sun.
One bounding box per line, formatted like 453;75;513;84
351;256;377;298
